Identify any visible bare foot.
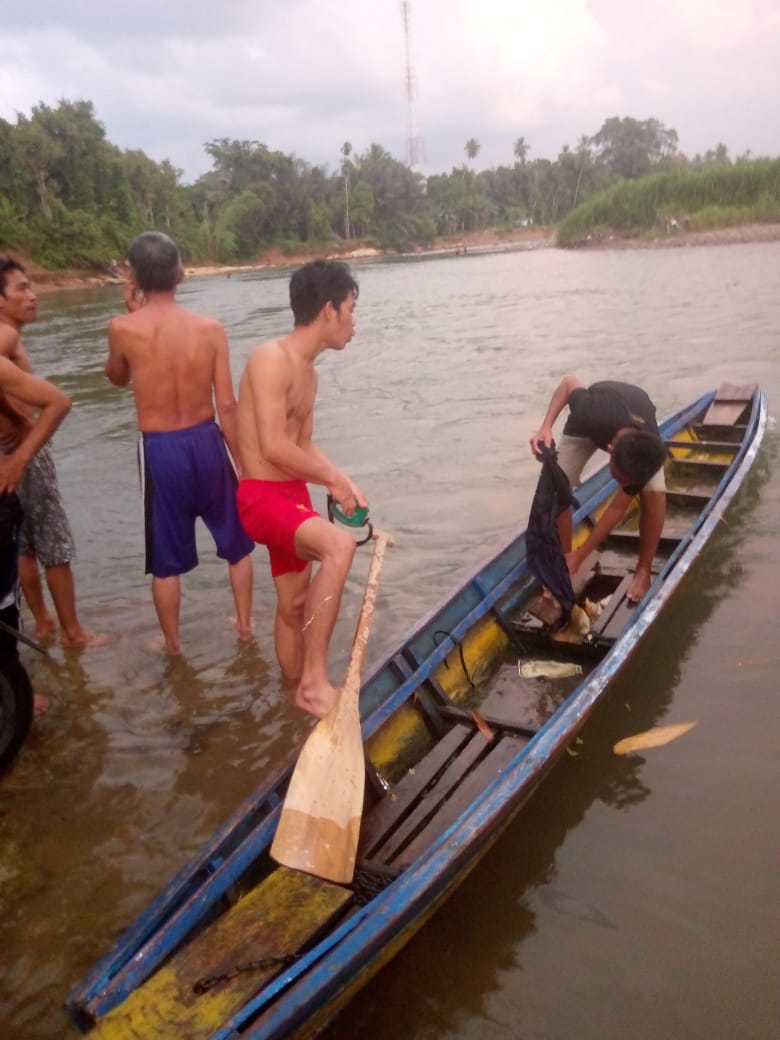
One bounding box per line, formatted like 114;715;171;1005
228;614;255;642
60;630;116;650
295;681;340;719
33;692;50;716
34;617;58;641
146;634;182;656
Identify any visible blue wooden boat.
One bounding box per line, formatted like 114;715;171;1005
66;383;767;1040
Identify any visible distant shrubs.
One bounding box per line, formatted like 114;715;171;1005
557;159;780;246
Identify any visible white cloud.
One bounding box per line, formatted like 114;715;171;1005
1;0;778;181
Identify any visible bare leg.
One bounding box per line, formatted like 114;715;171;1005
273;565;311;688
151;575;182;656
46;564;113;649
287;520;356;718
18;552;57;639
228;554;254;640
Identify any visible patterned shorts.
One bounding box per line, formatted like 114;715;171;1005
16;445;76;567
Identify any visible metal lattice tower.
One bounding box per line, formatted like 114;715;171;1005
401;0;424;167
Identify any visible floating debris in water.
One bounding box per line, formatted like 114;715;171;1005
519;659;583;679
613;721;697;755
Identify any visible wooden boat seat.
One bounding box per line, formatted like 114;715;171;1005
665;438;739;454
605;528;683;550
589;572;639;644
701;382;757;426
88;867;352;1040
668;457;729;478
665;488;713;508
359;721;530;870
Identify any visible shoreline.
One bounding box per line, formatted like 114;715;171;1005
30;222;780;294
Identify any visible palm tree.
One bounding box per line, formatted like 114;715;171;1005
513;136;529;167
464;138;480;166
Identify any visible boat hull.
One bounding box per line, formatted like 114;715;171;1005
67;384;768;1040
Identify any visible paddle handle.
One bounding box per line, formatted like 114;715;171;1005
340;530;393;697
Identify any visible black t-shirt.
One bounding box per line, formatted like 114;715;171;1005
562;381;660;449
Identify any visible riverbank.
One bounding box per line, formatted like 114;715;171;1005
28;227;553;294
27;221;780;293
567;221;780;251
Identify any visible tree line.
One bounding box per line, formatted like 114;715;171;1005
0;99;774;270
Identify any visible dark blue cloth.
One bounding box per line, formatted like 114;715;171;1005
526;445;576;620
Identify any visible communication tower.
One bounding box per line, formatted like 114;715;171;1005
401;0;424;167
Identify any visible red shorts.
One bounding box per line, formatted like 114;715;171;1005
237;479;319;577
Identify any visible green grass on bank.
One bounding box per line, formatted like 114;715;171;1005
557;159;780;246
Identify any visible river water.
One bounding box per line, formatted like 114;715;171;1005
1;241;777;1040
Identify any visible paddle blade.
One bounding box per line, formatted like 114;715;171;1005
613;721;696;755
271;530;393;884
271;704;366;884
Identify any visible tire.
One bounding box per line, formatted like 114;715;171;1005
0;658;34;774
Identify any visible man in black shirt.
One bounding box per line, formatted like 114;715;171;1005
530;375;667;603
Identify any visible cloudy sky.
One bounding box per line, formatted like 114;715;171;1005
1;0;778;183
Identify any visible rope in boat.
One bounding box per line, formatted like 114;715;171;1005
193;953;298;994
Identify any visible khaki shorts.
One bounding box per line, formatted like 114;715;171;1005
557;434;666;492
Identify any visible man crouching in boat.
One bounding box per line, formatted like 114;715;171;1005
236;260;367;719
530;376;668;605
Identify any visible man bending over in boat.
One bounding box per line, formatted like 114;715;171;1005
530;376;668;604
236;260;367;718
106;231;255;655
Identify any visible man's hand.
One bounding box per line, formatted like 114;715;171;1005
328;471;367;518
0;453;26;495
123;280;144;313
529;425;553;458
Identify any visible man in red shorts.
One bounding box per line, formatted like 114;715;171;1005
237;260;367;718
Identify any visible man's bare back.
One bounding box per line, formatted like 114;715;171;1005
107;300;233;433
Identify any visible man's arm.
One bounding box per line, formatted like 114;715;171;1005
530;375;585;456
0;323;34;372
212;324;242;468
0;359;71;493
630;490;666;602
567;489;630;573
105;318;131;386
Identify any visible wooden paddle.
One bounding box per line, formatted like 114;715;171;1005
271;529;394;884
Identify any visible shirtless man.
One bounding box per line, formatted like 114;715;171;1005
0;354;72;722
0;257;110;648
236;259;367;718
106;231;254;655
530;375;668;604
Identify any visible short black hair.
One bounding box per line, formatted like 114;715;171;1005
127;231;181;292
613;430;667;492
0;257;26;295
289;259;359;326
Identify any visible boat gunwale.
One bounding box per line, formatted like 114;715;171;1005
217;388;768;1040
68;387;769;1036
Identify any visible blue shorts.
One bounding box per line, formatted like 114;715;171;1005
139;420;254;578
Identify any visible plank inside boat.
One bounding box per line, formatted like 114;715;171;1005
88;867;352;1040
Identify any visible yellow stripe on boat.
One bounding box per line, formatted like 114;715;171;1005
90;867;351;1040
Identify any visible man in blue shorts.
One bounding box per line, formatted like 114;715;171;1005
530;375;668;604
106;232;254;655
